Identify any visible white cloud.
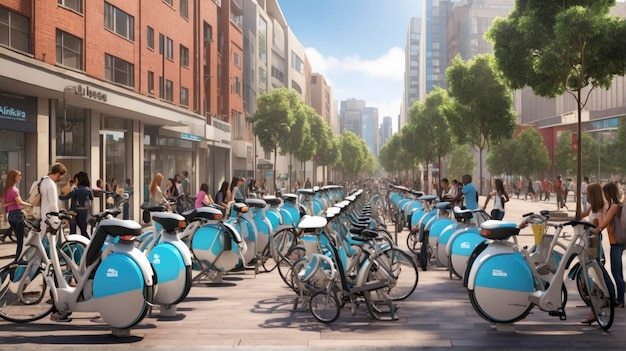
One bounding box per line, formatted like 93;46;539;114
306;47;404;133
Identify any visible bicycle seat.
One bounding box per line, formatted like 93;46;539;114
419;195;438;203
297;189;315;195
479;220;519;240
298;215;327;231
152;212;186;232
262;195;282;206
141;204;168;212
453;206;473;219
346;195;357;201
436;202;452;210
282;194;298;202
245;198;267;208
410;190;424;197
231;202;249;213
187;206;223;221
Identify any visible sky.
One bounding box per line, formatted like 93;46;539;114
277;0;423;133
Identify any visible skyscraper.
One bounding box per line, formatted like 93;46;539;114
362;107;379;157
340;98;366;137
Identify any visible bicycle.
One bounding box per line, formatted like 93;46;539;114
0;212;155;330
466;217;614;330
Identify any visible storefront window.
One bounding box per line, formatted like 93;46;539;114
0;131;25;195
56;105;88;156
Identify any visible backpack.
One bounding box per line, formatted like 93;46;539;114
611;203;626;245
27;177;45;207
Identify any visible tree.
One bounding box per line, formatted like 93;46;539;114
309;113;334;184
290;106;316;184
251;88;298;194
448;145;475;182
445;54;517;194
516;128;551;179
553;130;577;177
339;131;366;181
487;0;626;217
486;138;522;177
402;88;453;193
318;135;341;184
379;134;403;177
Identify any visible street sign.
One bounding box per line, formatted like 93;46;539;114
257;163;273;169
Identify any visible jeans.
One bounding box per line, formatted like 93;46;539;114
7;210;24;260
582;193;588;212
490;209;505;220
610;243;624;304
75;209;89;238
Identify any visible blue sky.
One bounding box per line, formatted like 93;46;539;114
278;0;423;132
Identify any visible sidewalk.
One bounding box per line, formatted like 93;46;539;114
0;198;624;350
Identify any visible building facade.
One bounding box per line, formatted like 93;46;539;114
0;0;240;220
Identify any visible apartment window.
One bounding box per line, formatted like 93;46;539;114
233;51;241;67
146;26;154;49
163;0;173;6
158;33;164;55
105;54;134;87
58;0;82;13
0;8;30;53
148;71;154;95
104;2;134;41
291;51;303;74
180;45;189;67
180;87;189;106
166;37;173;60
158;77;164;99
180;0;188;18
232;77;241;95
56;29;83;70
165;80;173;102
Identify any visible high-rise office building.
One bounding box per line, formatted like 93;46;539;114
340;98;366;137
362;107;379;157
379;116;393;150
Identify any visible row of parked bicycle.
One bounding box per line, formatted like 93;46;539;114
388;184;615;330
0;184;418;332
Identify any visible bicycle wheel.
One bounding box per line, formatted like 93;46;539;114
271;228;297;262
419;238;430;271
406;230;418;254
574;264;591;306
585;260;614;330
381;248;418;300
309;289;340;323
361;261;396;320
260;243;278;272
277;245;306;290
0;262;53;323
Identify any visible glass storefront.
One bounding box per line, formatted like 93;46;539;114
55;104;90;189
0;131;25;195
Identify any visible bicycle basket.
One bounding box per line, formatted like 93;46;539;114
176;195;195;214
584;233;600;259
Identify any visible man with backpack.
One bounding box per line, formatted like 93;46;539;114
33;163;67;235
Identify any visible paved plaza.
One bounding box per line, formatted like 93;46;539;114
0;196;625;350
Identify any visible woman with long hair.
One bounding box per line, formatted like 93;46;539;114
148;173;166;206
215;181;230;208
1;169;31;259
482;178;509;220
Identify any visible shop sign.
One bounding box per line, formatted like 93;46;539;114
182;133;202;141
0;94;35;124
75;85;108;102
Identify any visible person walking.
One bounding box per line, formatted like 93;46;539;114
37;163;67;237
581;176;589;212
1;169;31;259
181;171;190;195
555;175;567;210
59;172;93;238
148;173;167;207
482;178;509;220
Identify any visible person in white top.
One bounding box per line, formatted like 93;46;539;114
482;178;509;220
34;163;67;235
580;176;589;212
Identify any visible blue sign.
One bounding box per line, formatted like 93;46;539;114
182;133;202;141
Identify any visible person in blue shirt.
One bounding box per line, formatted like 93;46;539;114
451;174;479;210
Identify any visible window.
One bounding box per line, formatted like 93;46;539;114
180;0;188;18
291;51;303;74
180;45;189;67
105;54;134;87
148;71;154;95
56;29;83;70
165;80;173;102
146;26;154;49
180;87;189;106
166;37;173;60
158;33;164;55
104;2;134;41
158;76;164;99
232;77;241;95
233;51;240;67
56;105;88;157
58;0;82;13
0;7;30;53
163;0;173;6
